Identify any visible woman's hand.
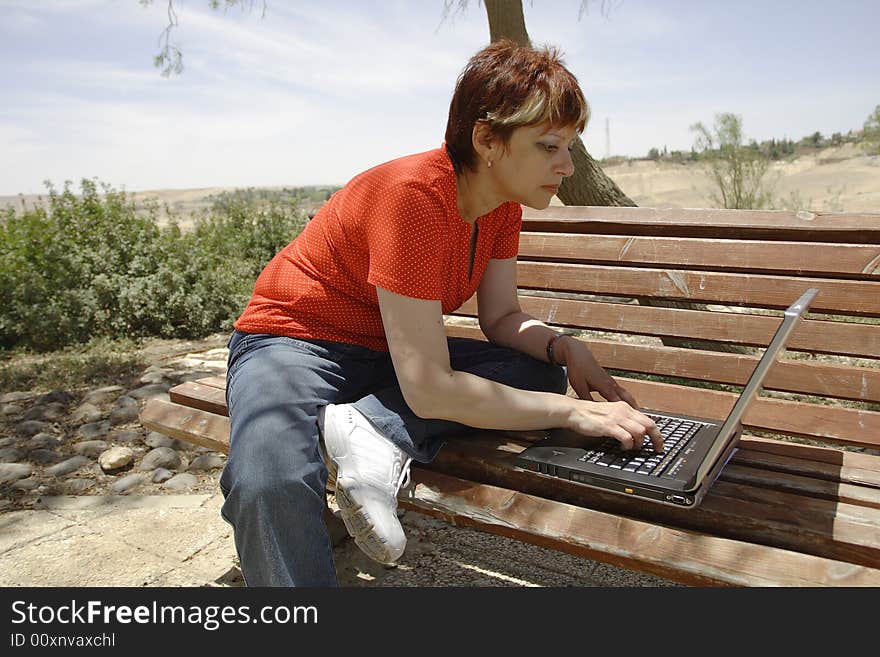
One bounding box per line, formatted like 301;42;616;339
556;336;663;451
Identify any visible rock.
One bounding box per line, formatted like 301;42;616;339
109;405;139;425
0;447;26;463
62;479;96;494
99;446;135;472
138;370;170;385
77;420;112;440
28;449;65;465
139;447;182;471
72;440;109;458
71;402;103;424
143;432;188;450
0;462;33;484
188;454;225;471
1;403;23;417
127;383;171;401
28;433;63;449
111;430;143;444
152;468;174;483
23;402;67;422
16;420;52;438
162;473;199;491
81;385;125;407
110;472;146;494
0;437;16;448
35;390;74;405
11;477;40;490
46;456;91;477
1;391;37;404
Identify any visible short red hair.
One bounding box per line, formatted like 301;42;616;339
445;39;589;174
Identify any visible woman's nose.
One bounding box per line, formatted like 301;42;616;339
556;148;575;178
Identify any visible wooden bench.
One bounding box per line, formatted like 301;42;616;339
140;205;880;586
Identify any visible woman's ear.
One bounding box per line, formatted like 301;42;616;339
471;121;497;165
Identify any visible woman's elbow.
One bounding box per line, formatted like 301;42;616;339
399;372;453;420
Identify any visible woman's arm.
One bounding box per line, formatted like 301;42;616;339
377;285;660;449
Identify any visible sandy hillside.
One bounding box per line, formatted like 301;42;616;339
3;144;878;227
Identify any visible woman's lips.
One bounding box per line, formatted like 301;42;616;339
542;185;559;194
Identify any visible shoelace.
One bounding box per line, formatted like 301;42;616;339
395;456;413;492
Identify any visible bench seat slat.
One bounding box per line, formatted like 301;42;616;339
406;469;880;586
425;437;880;568
516;262;880;316
518;233;880;278
452;296;880;359
140;399;230;453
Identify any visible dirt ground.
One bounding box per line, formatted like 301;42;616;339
3;143;877;226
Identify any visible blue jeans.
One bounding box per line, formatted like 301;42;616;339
219;329;568;586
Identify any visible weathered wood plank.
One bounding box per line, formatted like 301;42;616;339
445;325;880;403
401;468;880;586
518;232;880;278
452;296;880;359
140;399;230;452
521;206;880;243
516;262;880;316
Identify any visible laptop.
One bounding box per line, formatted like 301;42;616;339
516;288;819;508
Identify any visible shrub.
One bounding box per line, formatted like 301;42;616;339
0;179;307;352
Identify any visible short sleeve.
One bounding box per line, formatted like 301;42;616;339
491;203;523;259
365;181;449;300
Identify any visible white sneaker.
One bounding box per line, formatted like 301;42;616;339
318;403;412;565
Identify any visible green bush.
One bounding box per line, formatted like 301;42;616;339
0;179;307;352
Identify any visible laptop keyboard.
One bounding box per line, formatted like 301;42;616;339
576;414;708;477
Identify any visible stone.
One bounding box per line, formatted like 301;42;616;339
34;390;74;406
0;437;16;448
109;405;139;426
77;420;111;440
72;440;109;459
99;446;135;472
16;420;52;438
0;447;26;463
46;456;92;477
143;432;187;450
23;402;67;422
139;447;182;471
71;402;103;424
110;472;146;494
28;433;63;449
187;454;225;471
28;449;64;465
62;479;96;494
127;383;171;400
138;370;170;385
11;477;40;490
111;430;143;444
1;403;23;417
81;385;125;407
152;468;174;483
162;473;199;491
0;462;33;484
1;391;37;404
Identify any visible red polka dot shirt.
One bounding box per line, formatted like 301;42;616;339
234;146;523;352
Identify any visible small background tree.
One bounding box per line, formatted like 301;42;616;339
863;104;880;155
691;112;774;209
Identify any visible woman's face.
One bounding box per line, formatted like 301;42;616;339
489;122;578;209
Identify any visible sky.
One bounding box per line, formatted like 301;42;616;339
2;0;879;196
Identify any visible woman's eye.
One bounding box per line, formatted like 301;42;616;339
541;143;558;152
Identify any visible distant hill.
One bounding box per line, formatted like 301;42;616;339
3;143;878;228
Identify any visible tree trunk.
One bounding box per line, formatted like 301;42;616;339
484;0;634;207
484;0;746;354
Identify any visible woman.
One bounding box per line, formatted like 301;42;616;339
220;39;662;587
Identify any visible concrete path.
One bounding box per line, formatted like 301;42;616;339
0;492;679;587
